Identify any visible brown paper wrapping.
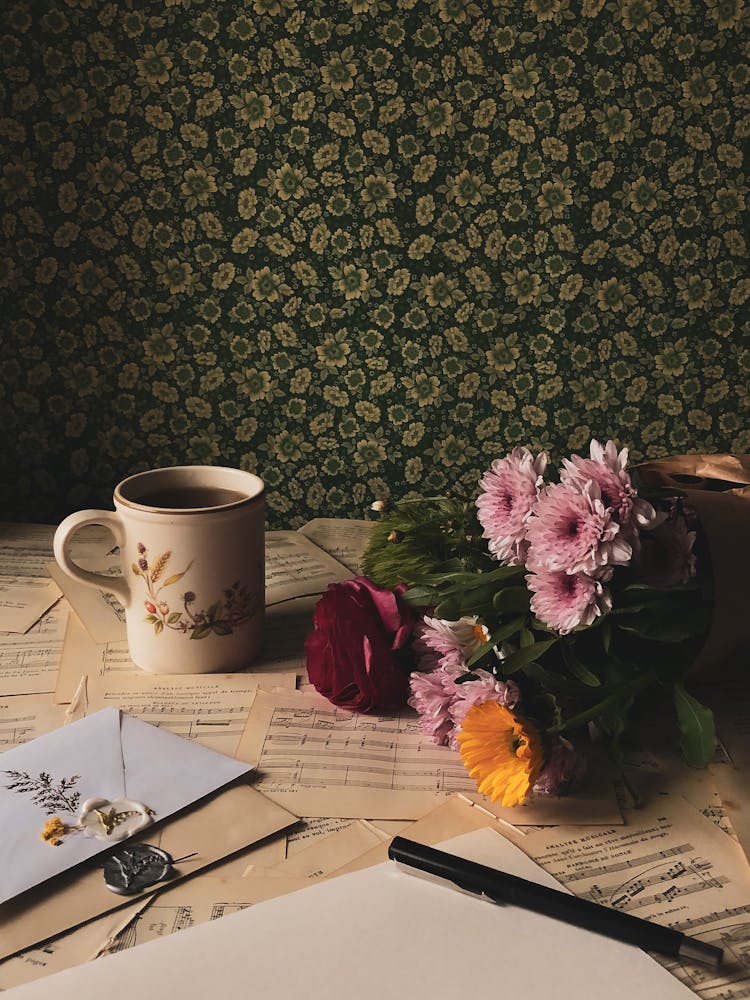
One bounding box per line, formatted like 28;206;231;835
635;454;750;677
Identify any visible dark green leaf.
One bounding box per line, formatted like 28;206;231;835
212;622;232;636
561;643;601;687
191;624;212;640
673;683;716;768
492;586;530;614
498;638;558;675
167;612;181;624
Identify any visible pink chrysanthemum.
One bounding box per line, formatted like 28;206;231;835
533;738;587;796
526;480;632;575
448;669;521;750
408;666;463;746
527;566;612;634
476;447;548;564
560;439;656;538
414;615;489;672
637;515;697;586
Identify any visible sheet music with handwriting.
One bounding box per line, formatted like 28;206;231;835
235;689;622;824
521;798;750;999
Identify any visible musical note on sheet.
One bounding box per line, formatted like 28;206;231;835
522;800;750;1000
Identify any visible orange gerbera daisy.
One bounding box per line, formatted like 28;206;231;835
457;700;544;807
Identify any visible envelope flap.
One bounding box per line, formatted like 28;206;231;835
0;709;126;904
119;713;252;819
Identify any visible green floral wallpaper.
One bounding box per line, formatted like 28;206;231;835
1;0;748;527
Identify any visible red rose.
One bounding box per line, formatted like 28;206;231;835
305;577;418;713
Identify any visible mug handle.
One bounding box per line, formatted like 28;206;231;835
53;510;132;608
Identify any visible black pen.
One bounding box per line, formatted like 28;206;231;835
388;836;723;968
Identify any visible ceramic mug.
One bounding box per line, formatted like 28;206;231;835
53;466;265;674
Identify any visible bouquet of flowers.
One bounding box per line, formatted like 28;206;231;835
305;441;715;808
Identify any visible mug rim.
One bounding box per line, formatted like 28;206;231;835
115;465;265;515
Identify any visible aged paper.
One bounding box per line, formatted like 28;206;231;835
0;900;148;991
0;577;61;633
329;795;510;877
0;523;113;577
99;873;311;959
520;798;750;1000
0;783;298;961
286;817;357;855
84;671;296;756
711;679;750;865
11;828;694;1000
264;530;352;608
2;598;70;643
57;611;305;705
47;557;127;644
252;820;389;879
298;518;374;574
235;689;621;823
0;636;64;697
0;695;67;751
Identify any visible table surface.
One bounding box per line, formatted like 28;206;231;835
0;520;748;999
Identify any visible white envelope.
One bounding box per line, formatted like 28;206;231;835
0;708;252;904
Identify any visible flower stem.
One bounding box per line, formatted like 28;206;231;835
549;672;656;736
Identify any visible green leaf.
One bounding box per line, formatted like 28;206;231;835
434;598;462;621
519;627;534;648
191;624;212;640
402;586;440;606
492;586;530;614
162;571;187;588
497;638;558;675
207;601;223;621
212;622;233;636
153;620;164;635
167;612;182;624
673;683;716;768
561;643;601;687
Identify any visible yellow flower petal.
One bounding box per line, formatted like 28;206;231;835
457;701;544;807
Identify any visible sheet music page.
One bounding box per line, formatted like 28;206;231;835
0;694;67;751
99;874;311;959
520;798;750;999
0;522;113;577
710;679;750;866
84;671;297;756
254;820;389;879
285;817;357;855
0;900;149;991
0;576;62;633
56;612;306;705
297;518;375;574
0;636;64;697
264;531;352;608
235;689;622;823
47;558;127;644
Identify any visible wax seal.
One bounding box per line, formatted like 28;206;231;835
102;844;175;895
79;797;154;843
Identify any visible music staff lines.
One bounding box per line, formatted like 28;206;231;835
564;843;693;881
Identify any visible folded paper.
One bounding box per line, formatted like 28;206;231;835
0;707;251;904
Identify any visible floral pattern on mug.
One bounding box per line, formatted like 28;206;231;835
132;543;258;639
